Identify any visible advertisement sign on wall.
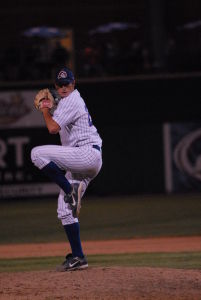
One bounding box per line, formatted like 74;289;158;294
0;90;59;199
163;122;201;193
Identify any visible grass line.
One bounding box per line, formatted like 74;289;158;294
1;194;201;244
0;252;201;272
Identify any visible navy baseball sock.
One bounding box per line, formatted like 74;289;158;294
64;223;84;258
42;161;72;195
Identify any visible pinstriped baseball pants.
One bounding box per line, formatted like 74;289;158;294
31;145;102;224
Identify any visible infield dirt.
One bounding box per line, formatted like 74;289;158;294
0;236;201;300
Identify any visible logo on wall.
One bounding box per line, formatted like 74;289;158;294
173;128;201;182
0;93;30;125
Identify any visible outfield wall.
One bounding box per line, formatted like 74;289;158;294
0;75;200;199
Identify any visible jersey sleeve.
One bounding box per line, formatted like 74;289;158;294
52;97;77;128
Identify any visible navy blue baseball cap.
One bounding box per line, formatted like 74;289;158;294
55;67;75;85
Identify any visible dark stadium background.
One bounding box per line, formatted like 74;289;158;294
1;0;201;197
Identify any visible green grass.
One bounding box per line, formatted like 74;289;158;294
0;252;201;272
0;193;201;244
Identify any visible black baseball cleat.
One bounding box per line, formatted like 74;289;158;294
56;253;88;272
64;182;83;218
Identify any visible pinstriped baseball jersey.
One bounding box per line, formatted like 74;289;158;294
53;89;102;147
31;86;103;225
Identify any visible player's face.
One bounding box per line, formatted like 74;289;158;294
55;81;75;98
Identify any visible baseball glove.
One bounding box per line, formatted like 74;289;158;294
34;88;55;111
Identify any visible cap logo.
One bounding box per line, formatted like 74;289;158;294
57;70;67;80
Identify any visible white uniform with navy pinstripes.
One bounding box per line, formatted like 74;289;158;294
31;89;102;224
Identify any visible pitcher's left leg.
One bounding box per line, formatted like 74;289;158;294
57;191;88;271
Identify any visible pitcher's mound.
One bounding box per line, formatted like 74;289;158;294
1;267;201;300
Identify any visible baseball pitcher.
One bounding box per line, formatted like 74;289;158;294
31;66;102;271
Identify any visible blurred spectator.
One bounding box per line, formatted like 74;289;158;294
119;40;145;74
142;46;152;72
4;46;21;80
102;37;121;75
2;23;201;82
166;36;177;72
51;41;71;68
20;42;42;80
0;49;5;80
81;41;103;77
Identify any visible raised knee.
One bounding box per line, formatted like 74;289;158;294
31;146;46;166
31;146;50;169
31;146;40;163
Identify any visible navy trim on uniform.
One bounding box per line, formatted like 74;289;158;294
92;145;101;151
76;144;101;151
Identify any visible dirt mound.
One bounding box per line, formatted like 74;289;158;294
1;236;201;299
0;267;201;300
